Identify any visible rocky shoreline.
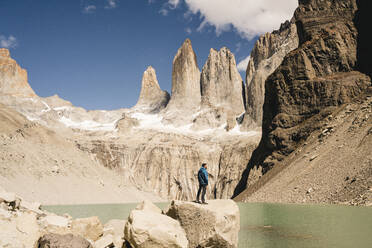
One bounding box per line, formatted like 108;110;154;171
0;187;240;248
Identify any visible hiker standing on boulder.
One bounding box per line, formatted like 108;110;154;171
196;163;208;204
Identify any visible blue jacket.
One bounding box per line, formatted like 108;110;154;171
198;167;208;186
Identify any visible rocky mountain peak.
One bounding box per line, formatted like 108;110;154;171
0;48;10;58
134;66;170;113
235;0;371;198
200;47;245;115
166;38;201;110
0;48;36;97
241;19;299;129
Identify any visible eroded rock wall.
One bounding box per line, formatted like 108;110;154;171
234;0;371;197
0;48;36;97
133;66;170;113
80;133;259;201
242;20;299;129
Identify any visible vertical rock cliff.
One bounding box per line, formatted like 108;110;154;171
165;39;201;111
79;132;259;201
192;47;245;131
133;66;170;113
200;47;245;115
234;0;371;198
242;20;299;128
0;48;36;97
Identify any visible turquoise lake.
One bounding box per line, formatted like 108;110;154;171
44;202;372;248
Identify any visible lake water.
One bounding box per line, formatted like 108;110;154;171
44;202;372;248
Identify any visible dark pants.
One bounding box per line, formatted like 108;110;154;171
197;184;207;202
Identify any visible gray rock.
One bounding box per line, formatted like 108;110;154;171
71;216;104;242
94;234;115;248
242;20;299;129
166;200;240;248
135;200;162;214
134;66;170;113
124;202;188;248
103;219;126;248
38;233;93;248
200;47;245;116
164;38;201;121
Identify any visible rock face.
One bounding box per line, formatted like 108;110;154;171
81;133;259;201
0;48;36;97
38;233;93;248
193;47;245;131
102;219;126;248
124;202;188;248
134;66;170;113
234;0;371;197
242;20;299;128
164;39;201;113
71;216;104;242
201;47;245;115
166;200;240;248
115;113;140;132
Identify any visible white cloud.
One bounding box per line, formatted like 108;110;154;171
0;35;17;48
83;5;96;14
166;0;298;40
168;0;180;8
185;27;192;34
159;8;169;16
237;56;250;72
105;0;118;9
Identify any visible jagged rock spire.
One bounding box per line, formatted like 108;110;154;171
166;39;201;110
200;47;245;115
0;48;36;97
134;66;170;113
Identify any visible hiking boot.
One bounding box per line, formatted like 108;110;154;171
202;201;208;205
195;200;201;204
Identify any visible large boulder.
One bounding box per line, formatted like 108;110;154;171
38;233;93;248
0;212;41;248
135;200;162;214
103;219;126;248
124;202;188;248
71;216;104;242
166;200;240;248
93;234;115;248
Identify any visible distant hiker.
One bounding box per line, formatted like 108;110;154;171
196;163;208;204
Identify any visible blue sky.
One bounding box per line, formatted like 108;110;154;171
0;0;297;110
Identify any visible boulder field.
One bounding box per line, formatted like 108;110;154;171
0;187;240;248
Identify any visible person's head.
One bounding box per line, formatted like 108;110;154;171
202;163;207;169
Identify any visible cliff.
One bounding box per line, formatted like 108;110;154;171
242;20;299;128
0;48;36;97
234;0;371;200
165;39;201;112
133;66;170;113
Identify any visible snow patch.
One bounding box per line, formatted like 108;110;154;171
129;112;255;136
228;125;259;136
53;106;71;111
59;116;116;131
41;101;51;113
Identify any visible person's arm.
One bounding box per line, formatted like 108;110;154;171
204;170;209;185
